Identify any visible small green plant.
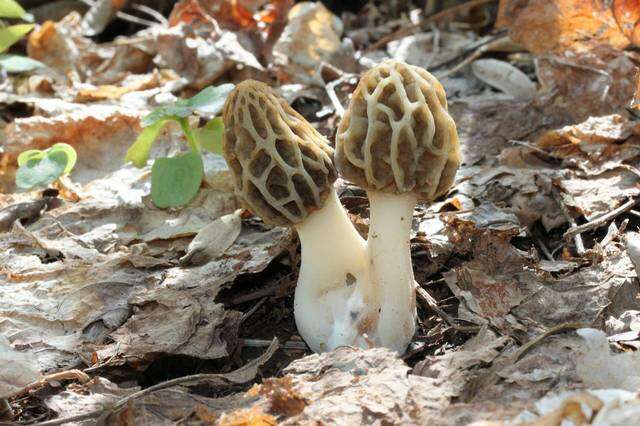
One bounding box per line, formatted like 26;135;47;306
0;0;44;73
125;84;233;208
15;143;77;190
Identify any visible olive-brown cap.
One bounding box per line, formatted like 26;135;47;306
222;80;337;226
335;60;460;201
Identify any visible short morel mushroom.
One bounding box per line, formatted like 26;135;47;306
222;80;377;352
335;60;460;352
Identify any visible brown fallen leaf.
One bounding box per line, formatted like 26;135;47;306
272;2;355;84
75;72;163;102
216;405;278;426
613;0;640;46
168;0;221;30
536;46;637;122
199;0;257;30
249;376;307;417
497;0;631;54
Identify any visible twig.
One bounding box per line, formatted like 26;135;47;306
242;297;267;321
13;339;278;426
79;0;159;28
6;370;90;400
430;30;509;72
599;219;628;247
242;339;308;351
629;209;640;218
325;75;353;117
365;0;497;52
130;4;168;26
114;10;159;27
513;322;590;363
415;286;481;333
436;34;511;79
552;189;585;255
563;198;638;241
229;273;294;306
527;228;553;261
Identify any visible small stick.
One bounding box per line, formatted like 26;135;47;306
436;35;511;79
552;189;585;255
365;0;497;52
242;339;308;350
242;297;267;321
513;322;590;363
527;228;553;261
6;370;90;400
130;4;168;26
325;76;351;117
563;198;637;241
415;286;481;333
229;274;294;306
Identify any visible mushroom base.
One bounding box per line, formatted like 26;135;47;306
293;188;378;353
366;190;418;353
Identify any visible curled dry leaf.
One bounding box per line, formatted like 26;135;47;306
273;2;352;84
27;14;87;85
179;209;243;265
471;58;536;100
155;23;264;88
534;114;640;175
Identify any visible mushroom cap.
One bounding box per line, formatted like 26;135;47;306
335;60;460;201
222;80;337;226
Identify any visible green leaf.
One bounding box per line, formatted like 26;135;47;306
17;149;45;166
124;119;168;168
0;54;44;73
14;143;77;189
186;84;234;115
141;84;234;127
151;150;203;208
0;0;30;19
49;143;77;174
194;117;224;155
0;23;34;53
15;150;67;189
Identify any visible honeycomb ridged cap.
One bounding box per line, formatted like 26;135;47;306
222;80;337;226
335;60;460;201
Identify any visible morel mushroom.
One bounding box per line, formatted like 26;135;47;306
335;60;460;351
222;80;377;352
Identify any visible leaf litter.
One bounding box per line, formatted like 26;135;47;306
3;0;640;424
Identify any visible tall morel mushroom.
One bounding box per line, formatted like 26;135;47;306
222;80;377;353
335;60;461;352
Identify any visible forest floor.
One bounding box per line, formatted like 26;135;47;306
2;0;640;424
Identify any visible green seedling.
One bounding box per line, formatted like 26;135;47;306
15;143;77;190
0;0;45;73
125;84;234;209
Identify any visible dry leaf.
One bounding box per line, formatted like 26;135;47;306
497;0;631;54
471;58;536;100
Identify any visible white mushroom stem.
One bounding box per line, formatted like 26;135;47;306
366;190;418;353
293;187;376;353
